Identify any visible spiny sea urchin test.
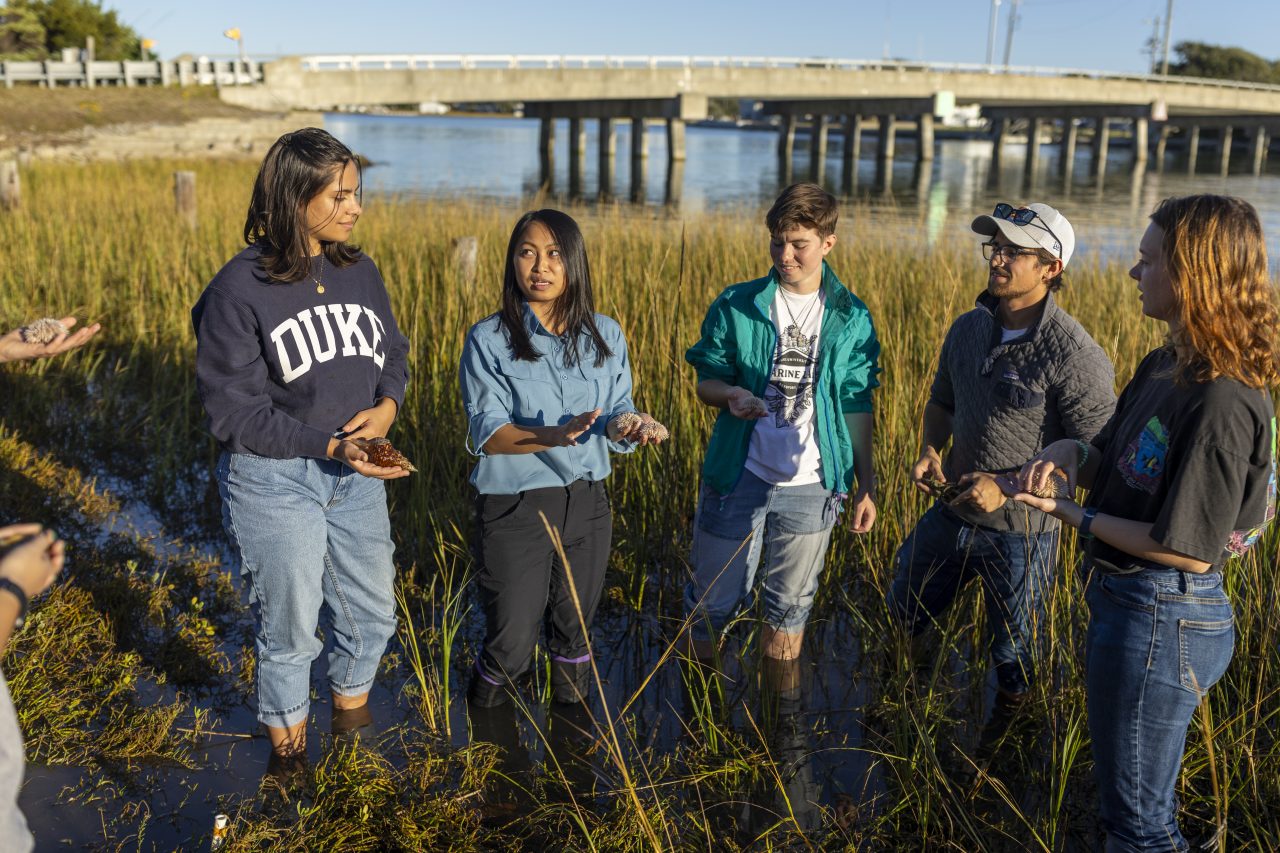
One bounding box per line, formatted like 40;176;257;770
353;437;417;472
738;396;768;418
1030;469;1071;500
610;412;642;436
19;317;68;345
609;412;669;443
637;421;669;442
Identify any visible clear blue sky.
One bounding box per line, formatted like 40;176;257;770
112;0;1278;75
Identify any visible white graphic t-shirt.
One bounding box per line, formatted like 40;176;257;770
745;287;825;486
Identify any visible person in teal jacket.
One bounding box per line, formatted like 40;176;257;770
683;183;880;695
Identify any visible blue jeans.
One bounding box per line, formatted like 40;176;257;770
887;504;1057;695
1085;568;1234;852
216;452;398;729
685;470;841;643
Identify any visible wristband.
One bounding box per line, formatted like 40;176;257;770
1078;507;1099;540
1074;439;1090;470
0;578;28;630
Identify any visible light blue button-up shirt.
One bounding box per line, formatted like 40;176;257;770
460;305;637;494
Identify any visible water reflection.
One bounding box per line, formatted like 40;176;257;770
329;113;1280;265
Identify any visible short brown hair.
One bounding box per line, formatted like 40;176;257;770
1149;194;1280;389
766;183;838;238
1032;247;1065;292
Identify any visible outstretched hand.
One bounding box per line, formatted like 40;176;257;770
0;317;101;364
995;474;1077;518
552;409;602;447
330;439;412;480
725;387;767;420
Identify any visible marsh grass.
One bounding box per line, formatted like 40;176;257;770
0;159;1277;849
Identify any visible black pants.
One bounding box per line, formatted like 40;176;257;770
474;479;612;688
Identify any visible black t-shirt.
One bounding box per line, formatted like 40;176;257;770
1086;347;1277;574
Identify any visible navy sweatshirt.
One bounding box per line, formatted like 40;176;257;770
192;245;410;460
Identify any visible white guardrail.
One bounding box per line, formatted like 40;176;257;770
296;54;1280;94
0;57;263;88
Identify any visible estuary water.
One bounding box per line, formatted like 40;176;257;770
326;113;1280;264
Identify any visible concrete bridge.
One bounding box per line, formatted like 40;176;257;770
217;54;1280;196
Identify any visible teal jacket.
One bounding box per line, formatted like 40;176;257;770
685;262;881;495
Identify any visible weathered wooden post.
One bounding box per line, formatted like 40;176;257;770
452;236;478;287
0;161;20;210
174;170;197;229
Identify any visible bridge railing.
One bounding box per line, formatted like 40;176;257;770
0;57;263;88
295;54;1280;94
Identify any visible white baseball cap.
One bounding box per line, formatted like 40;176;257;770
971;203;1075;268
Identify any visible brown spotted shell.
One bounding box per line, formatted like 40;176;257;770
19;317;68;344
1030;469;1071;499
353;437;417;472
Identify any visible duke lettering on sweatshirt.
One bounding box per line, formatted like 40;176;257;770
193;246;409;460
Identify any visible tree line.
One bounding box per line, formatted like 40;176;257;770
0;0;139;62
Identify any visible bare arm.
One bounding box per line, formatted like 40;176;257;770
481;409;602;455
696;380;766;419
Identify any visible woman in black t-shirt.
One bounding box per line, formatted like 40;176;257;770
1003;195;1278;850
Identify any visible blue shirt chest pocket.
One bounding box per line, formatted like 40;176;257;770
498;357;609;425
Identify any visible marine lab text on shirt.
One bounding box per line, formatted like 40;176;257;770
269;303;392;382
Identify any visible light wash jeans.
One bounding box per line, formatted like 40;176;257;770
1085;568;1234;852
216;452;398;729
887;504;1058;695
685;470;841;643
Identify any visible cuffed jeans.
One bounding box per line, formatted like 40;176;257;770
216;452;398;729
1085;568;1234;852
473;479;612;689
887;504;1057;695
685;470;841;644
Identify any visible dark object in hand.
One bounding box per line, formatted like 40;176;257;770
353;437;417;472
920;477;963;503
1030;469;1071;499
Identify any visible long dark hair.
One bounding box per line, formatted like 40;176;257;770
243;128;362;283
499;209;612;367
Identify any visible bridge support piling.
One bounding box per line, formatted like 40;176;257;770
1132;118;1149;170
990;118;1009;181
1061;119;1078;180
1024;117;1044;184
538;118;556;189
875;115;895;189
1187;126;1200;173
665;159;684;207
1092;118;1111;181
778;115;796;161
630;118;647;202
917;113;935;162
568;118;585;196
1154;125;1170;173
1219;125;1233;176
809;115;829;183
1253;128;1268;176
666;118;686;163
598;118;615;198
841;115;862;194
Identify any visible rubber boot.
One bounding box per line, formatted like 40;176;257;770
550;658;592;705
468;668;513;708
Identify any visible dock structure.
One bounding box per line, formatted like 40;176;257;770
1157;113;1279;176
522;95;706;199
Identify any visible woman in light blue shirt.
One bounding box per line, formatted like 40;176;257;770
459;209;665;708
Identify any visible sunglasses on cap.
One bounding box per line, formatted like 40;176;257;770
992;203;1063;257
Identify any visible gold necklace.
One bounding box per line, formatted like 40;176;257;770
309;255;325;294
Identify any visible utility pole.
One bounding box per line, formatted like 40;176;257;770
1144;18;1161;72
1002;0;1021;69
1159;0;1175;76
986;0;1003;68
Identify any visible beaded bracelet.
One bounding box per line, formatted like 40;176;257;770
1074;439;1090;470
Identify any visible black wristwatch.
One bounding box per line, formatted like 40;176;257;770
1079;507;1099;540
0;578;28;629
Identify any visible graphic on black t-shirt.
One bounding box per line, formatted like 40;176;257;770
1118;416;1168;494
1228;416;1277;556
765;326;818;427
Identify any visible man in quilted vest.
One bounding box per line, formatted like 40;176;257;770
887;203;1115;761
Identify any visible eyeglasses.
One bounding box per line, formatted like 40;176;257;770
991;203;1063;256
982;242;1040;262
